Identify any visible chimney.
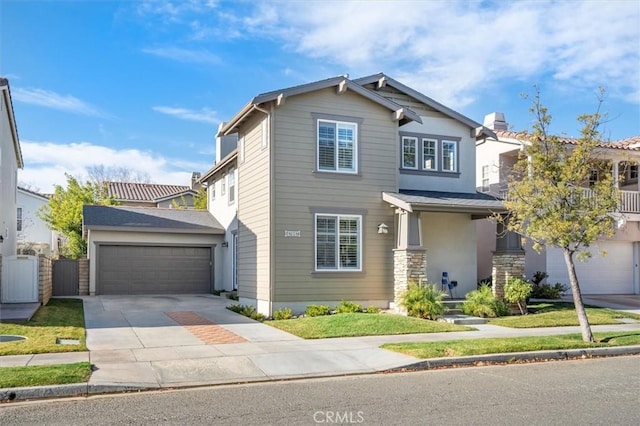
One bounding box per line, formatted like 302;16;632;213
191;172;202;190
483;112;508;131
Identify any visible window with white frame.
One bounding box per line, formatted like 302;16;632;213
422;139;437;170
210;179;216;200
481;165;490;192
315;214;361;271
317;120;357;173
442;140;457;172
17;207;22;231
228;168;235;204
402;136;418;169
221;173;226;195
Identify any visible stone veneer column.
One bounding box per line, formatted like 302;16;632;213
491;251;525;299
39;255;52;305
393;248;427;312
78;257;89;295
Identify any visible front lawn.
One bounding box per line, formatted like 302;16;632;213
488;302;640;328
0;298;86;356
0;362;92;388
266;312;474;339
382;331;640;358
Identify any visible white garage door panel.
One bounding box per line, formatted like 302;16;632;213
547;242;633;294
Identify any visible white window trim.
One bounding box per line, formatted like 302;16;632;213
316;119;358;174
17;207;22;232
228;168;235;205
221;173;226;196
210;179;216;201
421;138;438;171
442;140;458;173
481;165;490;192
401;136;418;170
314;213;362;272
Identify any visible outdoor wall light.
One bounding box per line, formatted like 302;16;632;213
377;223;389;234
221;241;229;248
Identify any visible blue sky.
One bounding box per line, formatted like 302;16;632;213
2;0;639;193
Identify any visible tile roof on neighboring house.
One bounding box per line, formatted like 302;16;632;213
106;182;195;203
494;130;640;151
18;186;51;200
83;205;224;234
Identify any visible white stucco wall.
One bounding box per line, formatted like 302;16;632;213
17;189;52;247
86;229;223;294
422;212;477;296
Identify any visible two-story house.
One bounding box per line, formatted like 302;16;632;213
204;74;504;316
476;112;640;295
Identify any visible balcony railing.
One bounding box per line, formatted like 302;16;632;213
500;188;640;214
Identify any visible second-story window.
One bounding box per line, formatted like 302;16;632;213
481;165;490;192
422;139;437;170
221;173;226;195
211;179;216;201
402;137;417;169
228;168;235;204
17;207;22;231
442;140;457;172
317;120;357;173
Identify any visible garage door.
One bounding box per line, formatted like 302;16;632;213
98;245;212;295
547;242;633;294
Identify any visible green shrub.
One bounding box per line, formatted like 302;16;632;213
364;305;381;314
273;307;293;320
531;282;568;299
400;281;446;320
335;300;362;314
504;278;533;315
226;304;265;321
461;285;508;318
305;304;331;317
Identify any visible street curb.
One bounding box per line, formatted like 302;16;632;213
2;346;639;402
385;345;640;372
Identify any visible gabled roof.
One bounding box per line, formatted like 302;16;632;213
219;75;422;136
494;130;640;152
106;182;196;203
0;77;24;168
199;149;238;183
18;186;50;201
354;73;496;139
83;205;224;234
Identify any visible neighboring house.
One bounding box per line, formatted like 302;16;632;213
476;112;640;295
201;73;505;315
0;77;23;259
16;186;56;256
83;205;224;295
106;172;201;208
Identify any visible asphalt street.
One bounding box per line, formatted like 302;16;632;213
1;356;638;425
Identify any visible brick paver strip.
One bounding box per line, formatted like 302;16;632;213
165;311;246;344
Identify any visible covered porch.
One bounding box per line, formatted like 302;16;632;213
382;190;508;310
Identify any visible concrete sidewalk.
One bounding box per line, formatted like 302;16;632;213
1;294;640;401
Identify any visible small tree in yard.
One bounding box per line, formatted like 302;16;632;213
500;89;619;342
39;174;117;258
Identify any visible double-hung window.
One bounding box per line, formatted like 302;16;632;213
210;179;216;201
315;214;361;271
228;168;235;204
317;120;357;173
17;207;22;231
402;137;418;169
442;140;457;172
221;173;226;196
481;165;490;192
422;139;437;170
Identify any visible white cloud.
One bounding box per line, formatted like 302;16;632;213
224;0;639;108
18;140;210;193
153;106;220;124
12;87;109;117
142;46;221;65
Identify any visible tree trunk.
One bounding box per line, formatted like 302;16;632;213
563;248;594;342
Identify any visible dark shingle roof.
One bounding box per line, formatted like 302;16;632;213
83;205;224;234
106;182;195;202
383;190;505;213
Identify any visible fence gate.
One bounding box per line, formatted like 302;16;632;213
53;259;79;296
1;255;39;303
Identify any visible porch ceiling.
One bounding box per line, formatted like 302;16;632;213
383;190;506;216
